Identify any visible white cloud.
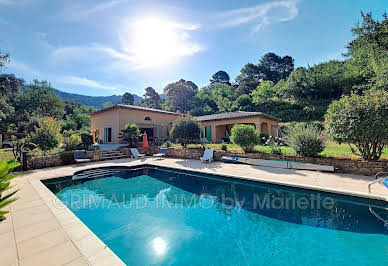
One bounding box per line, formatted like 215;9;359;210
216;0;299;33
7;59;124;93
50;43;139;74
8;59;41;77
62;76;123;92
50;17;201;71
63;0;131;21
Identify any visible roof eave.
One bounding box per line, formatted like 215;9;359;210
196;114;281;123
91;104;184;116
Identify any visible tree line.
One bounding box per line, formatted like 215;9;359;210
128;12;387;122
0;74;95;135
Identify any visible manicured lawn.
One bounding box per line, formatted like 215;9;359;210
166;142;388;160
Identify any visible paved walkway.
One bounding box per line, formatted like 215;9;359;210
1;158;387;266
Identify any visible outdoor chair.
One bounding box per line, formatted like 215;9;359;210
130;148;145;159
74;151;91;164
200;149;213;163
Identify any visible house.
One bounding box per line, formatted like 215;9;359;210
196;111;280;142
90;104;185;144
90;105;280;144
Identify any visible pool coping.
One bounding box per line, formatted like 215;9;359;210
11;158;388;265
145;164;388;203
29;177;126;266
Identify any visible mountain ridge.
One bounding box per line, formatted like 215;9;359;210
53;89;143;108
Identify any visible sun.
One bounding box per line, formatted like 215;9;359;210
120;18;200;68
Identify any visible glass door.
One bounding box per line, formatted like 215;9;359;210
103;127;112;143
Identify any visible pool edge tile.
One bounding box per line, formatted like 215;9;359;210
28;176;126;266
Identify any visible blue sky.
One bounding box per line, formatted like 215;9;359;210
0;0;386;96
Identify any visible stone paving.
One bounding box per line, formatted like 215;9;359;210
1;157;387;266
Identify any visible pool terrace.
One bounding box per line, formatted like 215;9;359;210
1;157;388;265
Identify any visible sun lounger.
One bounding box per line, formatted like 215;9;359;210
221;156;239;163
153;148;167;160
74;151;91;164
130;148;145;159
368;172;388;193
200;149;213;163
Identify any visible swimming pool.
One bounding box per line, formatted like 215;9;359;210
44;165;388;265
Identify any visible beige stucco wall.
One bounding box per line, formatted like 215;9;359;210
91;108;279;144
91;108;183;144
199;117;279;142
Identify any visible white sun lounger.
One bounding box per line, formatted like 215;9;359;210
130;148;145;159
153;148;167;160
200;149;213;163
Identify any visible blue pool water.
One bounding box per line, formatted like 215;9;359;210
44;166;388;265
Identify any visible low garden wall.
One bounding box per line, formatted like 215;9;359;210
26;146;160;169
165;147;388;176
27;150;104;169
120;146;159;157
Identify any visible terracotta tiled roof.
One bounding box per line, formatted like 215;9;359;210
91;104;184;116
195;111;280;122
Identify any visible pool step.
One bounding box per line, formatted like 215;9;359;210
101;149;127;160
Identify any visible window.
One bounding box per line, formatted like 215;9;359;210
144;117;152;121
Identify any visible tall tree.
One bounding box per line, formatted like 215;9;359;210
0;51;9;71
163;79;197;113
257;52;294;83
6;80;65;133
121;92;135;105
142;87;161;109
0;74;24;97
251;81;277;104
346;12;388;92
235;63;260;85
211;83;236;112
210;70;230;84
190;89;218;116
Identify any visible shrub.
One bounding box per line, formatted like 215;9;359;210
270;146;283;155
59;151;75;165
63;135;82;151
230;124;259;152
78;130;93;147
118;124;141;147
0;160;19;220
325;90;388;161
259;133;270;145
287;124;326;157
280;121;324;136
165;141;172;148
30;117;62;151
221;144;227;151
170;118;201;147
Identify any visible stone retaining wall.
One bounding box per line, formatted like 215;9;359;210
165;147;388;176
28;150;104;169
119;146;159;156
26;146;160;169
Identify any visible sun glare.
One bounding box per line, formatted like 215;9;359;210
152;237;168;256
121;18;200;68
